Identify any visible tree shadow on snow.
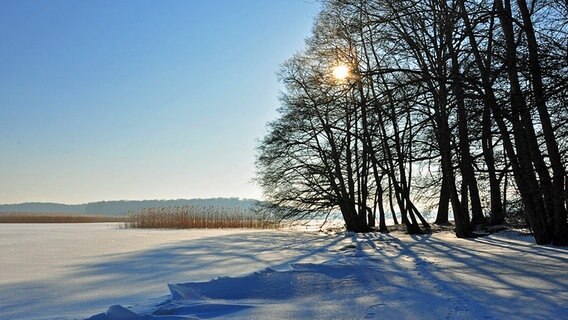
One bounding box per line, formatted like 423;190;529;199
393;233;568;320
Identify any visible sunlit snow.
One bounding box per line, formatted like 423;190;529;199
0;224;566;319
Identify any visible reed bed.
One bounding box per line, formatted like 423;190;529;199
0;213;127;223
126;206;278;229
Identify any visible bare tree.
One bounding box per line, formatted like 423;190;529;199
257;0;567;244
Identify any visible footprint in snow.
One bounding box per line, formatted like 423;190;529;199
363;303;385;319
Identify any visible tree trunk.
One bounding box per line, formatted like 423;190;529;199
494;0;553;243
444;2;484;229
388;176;399;225
517;0;568;245
438;106;471;238
435;173;450;224
459;0;551;243
482;105;504;225
376;183;388;232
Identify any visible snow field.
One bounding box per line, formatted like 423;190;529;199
0;223;566;319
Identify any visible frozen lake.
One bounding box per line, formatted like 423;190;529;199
0;224;332;319
1;223;567;319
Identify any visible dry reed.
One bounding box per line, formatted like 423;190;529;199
126;205;278;229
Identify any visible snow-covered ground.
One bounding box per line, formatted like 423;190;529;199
0;224;566;319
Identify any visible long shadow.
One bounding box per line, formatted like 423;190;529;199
389;232;568;319
329;231;567;319
142;232;455;320
408;234;568;288
3;229;566;320
1;230;346;320
72;230;347;282
77;230;454;319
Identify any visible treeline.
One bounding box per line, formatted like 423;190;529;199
0;198;256;216
256;0;568;245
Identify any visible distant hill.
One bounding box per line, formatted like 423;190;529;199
0;198;258;216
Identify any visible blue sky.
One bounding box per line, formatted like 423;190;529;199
0;0;320;204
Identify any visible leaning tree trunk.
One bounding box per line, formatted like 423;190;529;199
388;176;399;225
482;105;504;225
450;48;485;227
517;0;568;245
494;0;553;243
437;98;472;238
459;0;550;243
435;173;450;224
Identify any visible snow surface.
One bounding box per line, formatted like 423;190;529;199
0;223;566;320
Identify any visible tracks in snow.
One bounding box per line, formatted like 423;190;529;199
330;232;482;320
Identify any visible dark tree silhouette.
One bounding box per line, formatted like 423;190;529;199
257;0;568;244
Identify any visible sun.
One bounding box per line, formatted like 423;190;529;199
332;64;350;80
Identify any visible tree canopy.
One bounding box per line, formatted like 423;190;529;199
257;0;568;245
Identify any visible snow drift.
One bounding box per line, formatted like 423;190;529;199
87;259;450;320
86;230;568;320
1;224;566;319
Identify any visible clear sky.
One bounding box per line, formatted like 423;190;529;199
0;0;320;204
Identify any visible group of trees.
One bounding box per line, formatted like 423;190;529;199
256;0;568;245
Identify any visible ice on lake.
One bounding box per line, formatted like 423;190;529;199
0;223;566;319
